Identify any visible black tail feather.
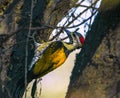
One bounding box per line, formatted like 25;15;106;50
12;72;34;98
12;76;26;98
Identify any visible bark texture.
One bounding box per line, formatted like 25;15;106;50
1;0;120;98
0;0;77;98
66;1;120;98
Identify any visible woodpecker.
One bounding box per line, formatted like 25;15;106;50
14;29;85;98
27;29;85;81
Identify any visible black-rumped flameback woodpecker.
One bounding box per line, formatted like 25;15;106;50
15;29;85;98
27;29;85;81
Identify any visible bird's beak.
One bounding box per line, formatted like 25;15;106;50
64;29;71;35
64;29;73;43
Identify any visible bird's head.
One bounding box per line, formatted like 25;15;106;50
64;29;85;48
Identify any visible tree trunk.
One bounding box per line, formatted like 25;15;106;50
0;0;77;98
66;2;120;98
1;0;120;98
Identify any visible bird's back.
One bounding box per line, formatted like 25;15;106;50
28;41;69;80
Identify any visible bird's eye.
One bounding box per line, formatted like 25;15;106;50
72;33;76;38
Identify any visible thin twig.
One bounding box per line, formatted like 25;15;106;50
68;10;97;28
24;0;34;98
2;1;99;44
0;39;33;53
79;4;97;9
66;0;98;27
49;0;99;41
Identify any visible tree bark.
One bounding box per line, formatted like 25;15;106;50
0;0;77;98
66;1;120;98
1;0;120;98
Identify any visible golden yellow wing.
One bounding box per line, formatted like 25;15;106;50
30;41;68;78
